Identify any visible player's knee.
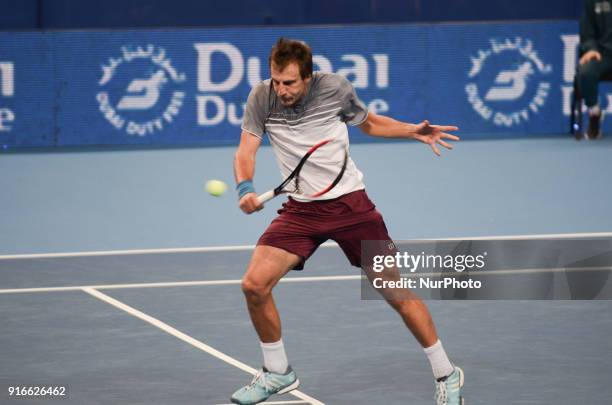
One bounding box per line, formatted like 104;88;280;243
241;275;272;302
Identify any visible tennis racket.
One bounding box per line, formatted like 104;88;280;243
256;139;348;205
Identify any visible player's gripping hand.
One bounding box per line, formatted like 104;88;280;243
239;193;263;214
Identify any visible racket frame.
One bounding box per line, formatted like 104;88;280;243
256;139;348;205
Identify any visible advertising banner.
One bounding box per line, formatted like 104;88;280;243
0;21;587;148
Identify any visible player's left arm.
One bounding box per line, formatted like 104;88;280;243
358;112;460;156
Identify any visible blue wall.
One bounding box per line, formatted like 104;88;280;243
0;21;582;148
1;0;583;30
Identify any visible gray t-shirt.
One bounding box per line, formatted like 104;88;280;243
242;72;368;201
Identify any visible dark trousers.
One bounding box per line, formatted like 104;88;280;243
577;56;612;107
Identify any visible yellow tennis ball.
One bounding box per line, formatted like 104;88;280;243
205;179;227;197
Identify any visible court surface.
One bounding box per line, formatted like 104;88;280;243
2;241;612;405
2;136;612;404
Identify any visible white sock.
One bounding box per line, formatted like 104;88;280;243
589;104;601;116
423;340;454;380
260;339;289;374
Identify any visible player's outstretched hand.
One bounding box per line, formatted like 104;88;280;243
239;193;263;214
413;120;460;156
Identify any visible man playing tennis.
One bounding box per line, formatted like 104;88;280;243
232;38;463;405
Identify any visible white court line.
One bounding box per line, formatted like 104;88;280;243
214;402;310;405
0;244;265;260
81;287;325;405
0;275;362;294
2;265;611;295
422;231;612;241
0;243;338;260
2;231;612;260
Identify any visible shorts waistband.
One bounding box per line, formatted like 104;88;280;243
288;189;366;205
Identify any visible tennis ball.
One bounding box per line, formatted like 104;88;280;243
205;179;227;197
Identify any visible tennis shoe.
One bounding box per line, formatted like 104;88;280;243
434;366;464;405
230;366;299;405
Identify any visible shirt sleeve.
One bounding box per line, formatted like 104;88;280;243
241;81;271;138
338;76;369;126
580;0;599;54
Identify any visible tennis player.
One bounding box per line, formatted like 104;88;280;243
231;38;463;405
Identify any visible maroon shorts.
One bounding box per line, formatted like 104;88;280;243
257;189;393;270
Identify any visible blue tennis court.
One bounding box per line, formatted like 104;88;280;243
1;244;612;404
2;137;612;404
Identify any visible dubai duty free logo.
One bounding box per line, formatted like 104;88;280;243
465;37;552;127
96;45;187;137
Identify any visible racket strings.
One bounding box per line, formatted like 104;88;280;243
284;177;300;194
273;139;345;198
309;149;348;197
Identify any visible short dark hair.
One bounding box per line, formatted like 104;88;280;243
269;38;313;79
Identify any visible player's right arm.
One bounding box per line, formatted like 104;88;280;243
237;80;269;214
234;130;263;214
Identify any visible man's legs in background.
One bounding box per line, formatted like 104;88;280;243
577;58;612;139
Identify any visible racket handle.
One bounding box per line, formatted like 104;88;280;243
256;190;275;205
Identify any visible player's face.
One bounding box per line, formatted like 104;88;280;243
270;61;311;107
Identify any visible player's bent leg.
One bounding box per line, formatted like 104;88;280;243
362;265;439;347
363;265;464;404
232;245;302;405
389;297;439;348
241;245;302;343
